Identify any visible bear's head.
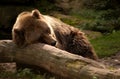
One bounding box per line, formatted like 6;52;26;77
12;9;56;47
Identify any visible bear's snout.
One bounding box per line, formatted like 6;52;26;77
51;41;56;46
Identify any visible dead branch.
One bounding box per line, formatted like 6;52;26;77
0;40;120;79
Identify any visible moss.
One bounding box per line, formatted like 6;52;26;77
66;60;87;69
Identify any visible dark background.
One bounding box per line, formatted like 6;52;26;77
0;0;120;39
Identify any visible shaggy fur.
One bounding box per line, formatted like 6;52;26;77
12;9;98;60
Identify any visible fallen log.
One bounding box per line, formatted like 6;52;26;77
0;40;120;79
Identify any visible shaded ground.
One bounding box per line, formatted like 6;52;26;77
100;51;120;69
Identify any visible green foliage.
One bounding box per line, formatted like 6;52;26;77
84;0;120;10
36;0;60;14
0;68;45;79
68;9;120;33
80;19;116;33
90;31;120;58
61;18;80;26
16;68;34;78
92;76;98;79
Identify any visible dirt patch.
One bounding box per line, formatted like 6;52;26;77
0;63;16;73
100;51;120;69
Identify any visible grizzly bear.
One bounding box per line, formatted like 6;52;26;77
12;9;98;60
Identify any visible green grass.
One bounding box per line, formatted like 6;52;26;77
0;68;56;79
62;9;120;33
90;31;120;58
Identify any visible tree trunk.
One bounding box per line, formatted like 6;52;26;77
0;40;120;79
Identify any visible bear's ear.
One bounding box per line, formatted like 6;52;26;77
32;9;41;19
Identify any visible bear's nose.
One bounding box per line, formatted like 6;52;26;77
51;41;56;46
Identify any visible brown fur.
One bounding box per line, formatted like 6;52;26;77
12;9;98;60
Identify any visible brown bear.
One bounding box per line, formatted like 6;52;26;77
12;9;98;60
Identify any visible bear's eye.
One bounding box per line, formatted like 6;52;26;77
45;28;51;34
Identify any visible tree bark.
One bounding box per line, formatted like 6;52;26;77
0;40;120;79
